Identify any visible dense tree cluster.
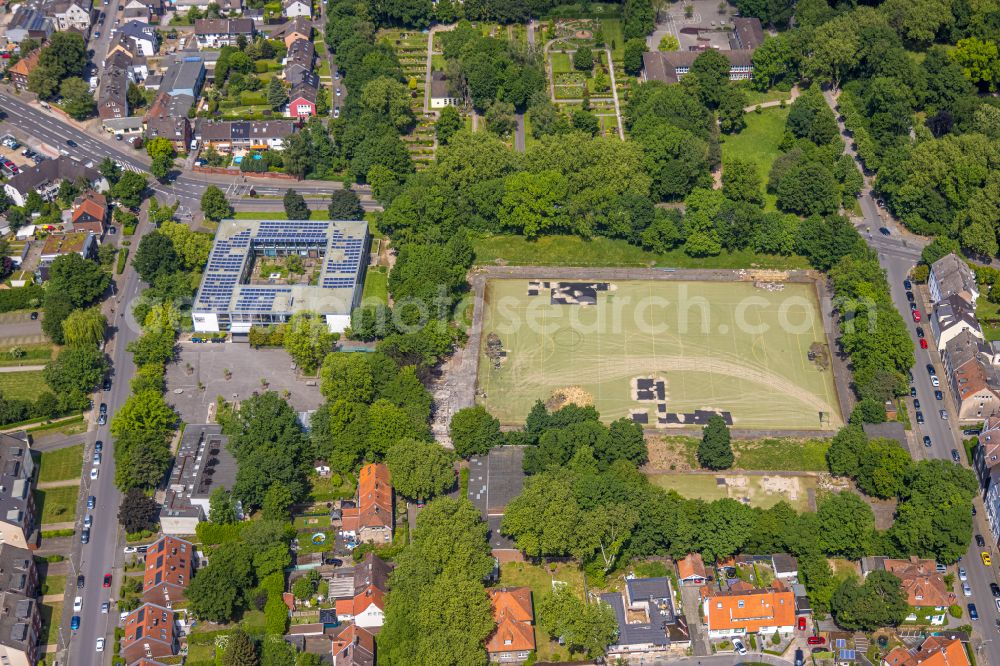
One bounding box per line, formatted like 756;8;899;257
378;498;496;665
827;424;977;564
519;402;648;474
439;21;545;113
790;0;1000;257
308;351;433;473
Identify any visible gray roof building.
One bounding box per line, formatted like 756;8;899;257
6;6;53;43
602;577;689;655
0;434;35;553
930;253;979;305
160;425;237;534
0;588;39;666
730;17;765;50
643;49;754;84
3;156;103;208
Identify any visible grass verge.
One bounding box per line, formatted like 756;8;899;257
36;444;85;483
35;486;80;525
0;370;49;400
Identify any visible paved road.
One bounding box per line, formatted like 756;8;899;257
514;113;526;152
826;89;999;666
0;90;371;213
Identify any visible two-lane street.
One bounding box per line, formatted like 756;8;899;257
827;89;1000;666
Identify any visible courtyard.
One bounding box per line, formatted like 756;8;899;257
476;277;843;430
164;344;324;424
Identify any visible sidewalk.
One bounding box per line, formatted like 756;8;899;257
37;479;81;490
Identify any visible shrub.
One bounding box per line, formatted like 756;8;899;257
195;521;245;544
259;572;285;597
950;604;963;618
0;285;44;313
264;594;288;635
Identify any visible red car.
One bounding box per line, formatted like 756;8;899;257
920;338;928;349
808;636;826;645
103;573;112;588
798;617;807;631
912;309;921;322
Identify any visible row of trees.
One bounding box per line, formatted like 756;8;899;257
26;33;95;120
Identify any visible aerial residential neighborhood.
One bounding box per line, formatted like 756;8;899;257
0;0;996;664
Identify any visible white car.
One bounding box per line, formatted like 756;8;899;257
963;582;973;597
93;452;101;465
931;375;940;387
959;567;968;581
83;515;92;529
73;596;82;612
96;638;105;652
733;638;748;655
124;546;137;554
90;468;99;480
101;602;110;614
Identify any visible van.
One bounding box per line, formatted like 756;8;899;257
39;101;50;109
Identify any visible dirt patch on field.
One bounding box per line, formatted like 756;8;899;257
758;475;801;500
646;436;697;471
546;386;594;410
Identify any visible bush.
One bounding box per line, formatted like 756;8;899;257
264;594;288;635
116;248;128;274
259;572;285;597
0;285;44;313
195;521;245;544
950;604;964;618
41;528;75;538
42;554;65;563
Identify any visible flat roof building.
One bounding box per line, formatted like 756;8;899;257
159;425;237;535
192;219;369;334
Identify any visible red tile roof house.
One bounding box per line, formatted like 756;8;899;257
287;82;317;118
877;557;955;626
331;624;376;666
333;552;390;629
341;463;393;544
485;587;535;663
67;191;109;235
677;553;707;585
701;580;796;639
883;637;970;666
121;603;179;664
141;536;194;608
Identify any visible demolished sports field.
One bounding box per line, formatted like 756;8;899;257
475;276;843;431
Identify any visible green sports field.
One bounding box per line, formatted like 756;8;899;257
476;279;843;430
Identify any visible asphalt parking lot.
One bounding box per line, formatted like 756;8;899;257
164;343;324;424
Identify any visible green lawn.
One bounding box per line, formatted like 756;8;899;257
740;86;794;108
307;473;356;502
39;601;61;646
41;574;65;597
36;444;84;483
361;268;388;305
599;19;624;60
0;370;49;400
0;344;54;367
550;51;573;73
473;234;810;269
35;486;79;525
646;472;817;511
977;299;1000;342
732;438;831;472
720;106;790;211
498;561;586;662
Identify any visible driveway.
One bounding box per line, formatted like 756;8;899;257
680;585;711;656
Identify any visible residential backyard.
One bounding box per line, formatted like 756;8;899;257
35;444;84;483
498;561;586;662
645;472;818;512
35;486;80;525
0;370;49;400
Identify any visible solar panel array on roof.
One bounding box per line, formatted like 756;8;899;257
234;286;293;312
196;229;252;309
256;220;329;244
322;230;364;289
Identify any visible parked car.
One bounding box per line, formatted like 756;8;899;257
964;582;973;596
914;399;921;409
923;436;931;447
879;227;891;236
795;649;805;666
904;279;912;290
906;291;915;302
103;378;111;391
29;311;38;320
910;386;917;397
935;390;944;400
936;563;947;573
92;452;101;465
73;596;82;612
910;301;918;311
95;440;103;453
83;514;92;529
982;551;992;566
96;638;105;652
81;529;90;544
926;363;935;374
124;546;137;554
77;574;85;588
960;567;968;581
70;615;80;630
931;376;940;387
101;602;109;614
103;573;112;588
99;403;107;414
913;310;921;322
808;637;826;646
940;409;949;420
97;413;107;425
733;639;748;656
90;468;98;480
969;604;979;620
920;338;928;349
991;582;1000;597
965;428;982;435
916;411;924;424
87;495;96;509
977;534;986;547
952;449;961;463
